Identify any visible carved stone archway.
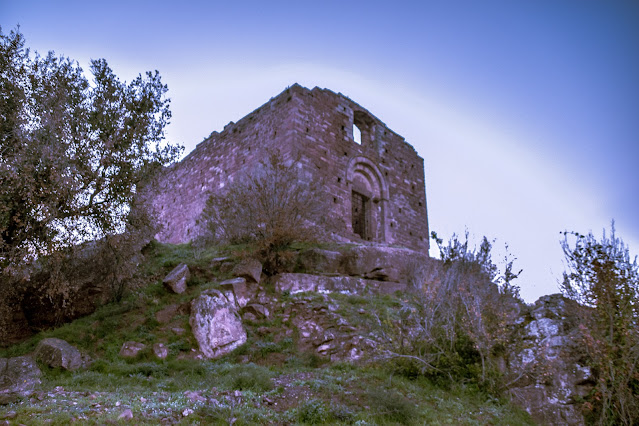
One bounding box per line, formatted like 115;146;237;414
346;156;388;242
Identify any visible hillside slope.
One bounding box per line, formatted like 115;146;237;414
0;242;534;424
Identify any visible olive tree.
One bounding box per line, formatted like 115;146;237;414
0;27;182;272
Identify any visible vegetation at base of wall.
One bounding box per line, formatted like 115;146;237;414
370;232;523;394
200;151;329;275
0;240;533;425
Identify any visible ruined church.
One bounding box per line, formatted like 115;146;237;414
148;84;429;253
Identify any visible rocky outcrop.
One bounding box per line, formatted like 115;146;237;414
189;289;247;359
35;338;90;371
274;273;407;295
163;263;190;294
297;245;431;285
0;356;41;400
284;296;374;362
507;294;592;425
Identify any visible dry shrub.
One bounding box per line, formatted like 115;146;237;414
200;151;326;275
377;231;522;391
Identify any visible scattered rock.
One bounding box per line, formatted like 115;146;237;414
231;258;262;284
118;409;133;420
0;394;19;405
190;289;247;359
171;327;186;336
210;256;231;269
34;338;89;371
0;356;42;395
153;343;169;360
218;277;252;308
184;390;206;402
163;263;190;294
119;341;146;358
0;411;16;420
242;304;270;319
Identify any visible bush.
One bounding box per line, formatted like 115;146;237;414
368;389;418;425
297;399;330;424
560;223;639;425
226;364;274;392
376;231;523;391
200;151;326;275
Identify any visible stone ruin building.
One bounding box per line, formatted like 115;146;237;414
148;84;429;253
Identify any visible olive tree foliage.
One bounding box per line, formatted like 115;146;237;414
0;27;182;273
376;231;522;391
560;224;639;425
200;151;326;274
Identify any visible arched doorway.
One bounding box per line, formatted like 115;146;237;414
346;157;388;242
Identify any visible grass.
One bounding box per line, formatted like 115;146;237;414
0;241;534;425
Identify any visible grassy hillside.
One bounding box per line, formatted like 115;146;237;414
0;242;533;425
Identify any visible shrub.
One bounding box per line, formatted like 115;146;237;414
376;231;523;391
226;364;274;392
368;389;418;424
297;399;330;424
560;223;639;425
200;151;326;275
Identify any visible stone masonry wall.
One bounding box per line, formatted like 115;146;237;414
147;84;429;253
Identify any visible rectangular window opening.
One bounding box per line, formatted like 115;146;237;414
353;124;362;145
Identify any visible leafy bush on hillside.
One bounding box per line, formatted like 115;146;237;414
377;231;523;392
560;223;639;425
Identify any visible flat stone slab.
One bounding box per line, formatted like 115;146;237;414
273;273;406;295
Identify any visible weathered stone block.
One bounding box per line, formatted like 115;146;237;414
218;277;253;308
163;263;190;294
189;289;247;359
231;258;262;284
34;338;89;371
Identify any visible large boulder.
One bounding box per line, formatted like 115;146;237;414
0;356;41;397
163;263;190;294
190;289;247;359
34;338;89;371
507;294;592;425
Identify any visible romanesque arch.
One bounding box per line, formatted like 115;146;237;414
346;156;388;242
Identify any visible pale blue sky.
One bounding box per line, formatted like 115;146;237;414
3;0;638;302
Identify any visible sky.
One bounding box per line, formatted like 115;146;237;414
2;0;638;302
